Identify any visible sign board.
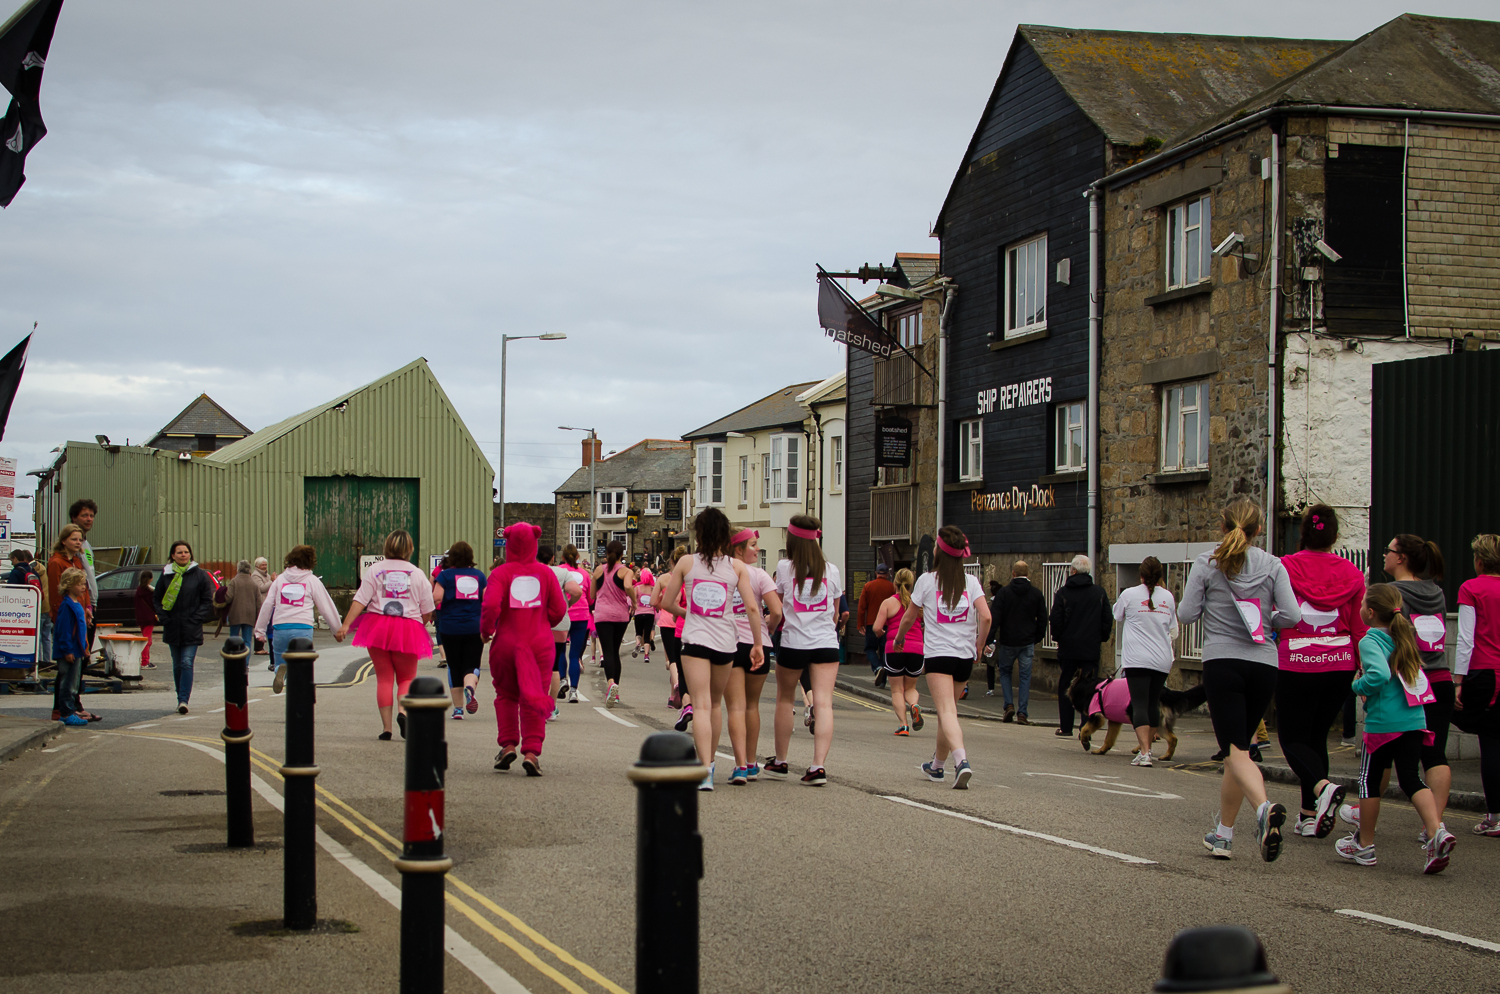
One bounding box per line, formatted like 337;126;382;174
596;543;606;560
430;554;444;573
625;514;639;533
876;417;912;468
663;496;683;521
0;583;39;667
0;458;15;516
493;538;505;548
359;554;385;580
0;519;10;542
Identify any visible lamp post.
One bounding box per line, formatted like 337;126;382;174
499;333;567;532
559;425;599;559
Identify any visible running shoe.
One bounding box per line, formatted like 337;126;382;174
465;686;479;714
801;767;827;786
910;704;924;732
494;749;518;771
1313;781;1345;839
631;644;640;658
567;687;579;704
921;761;945;782
451;707;464;720
547;707;559;722
746;763;761;781
1335;833;1377;866
1424;827;1456;874
61;713;88;727
1202;830;1232;859
894;725;910;736
668;691;680;709
674;704;694;732
730;767;749;786
606;682;621;709
699;763;715;792
522;756;543;777
874;671;887;688
959;686;969;700
761;759;788;780
803;705;814;728
1472;816;1500;837
1339;803;1361;829
556;684;568;699
987;690;997;698
952;761;972;790
272;666;285;695
1131;751;1153;767
1258;802;1287;863
1292;815;1319;837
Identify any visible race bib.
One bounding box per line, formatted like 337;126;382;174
639;594;653;608
690;580;729;618
509;575;542;609
1236;598;1266;644
279;582;307;607
791;583;827;614
935;592;971;624
1294;601;1339;636
455;575;480;600
732;587;747;615
379;570;412;616
1399;669;1437;707
1412;614;1446;653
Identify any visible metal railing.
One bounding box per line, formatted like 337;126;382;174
873;355;916;406
1038;562;1071;651
870;486;915;543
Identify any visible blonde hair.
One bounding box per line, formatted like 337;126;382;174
59;567;87;594
52;523;83;556
382;529;415;562
1365;584;1422;686
1211;500;1262;580
1474;534;1500;575
893;568;915;612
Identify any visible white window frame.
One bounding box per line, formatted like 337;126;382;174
958;419;983;482
739;455;749;504
762;451;771;502
894;308;922;349
1055;402;1087;472
1166;194;1212;290
830;436;844;493
1003;233;1048;338
1160;379;1211;472
768;434;801;502
646;492;662;514
695;443;723;506
597;489;627;518
569;521;593;552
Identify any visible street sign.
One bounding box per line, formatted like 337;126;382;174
877;417;912;468
625;514;639;533
359;554;385;579
0;458;15;516
0;583;39;668
0;519;10;542
663;496;682;520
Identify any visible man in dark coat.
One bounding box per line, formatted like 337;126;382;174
1048;555;1113;735
989;560;1049;723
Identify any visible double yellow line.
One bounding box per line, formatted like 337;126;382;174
317;661;374;689
832;689;889;712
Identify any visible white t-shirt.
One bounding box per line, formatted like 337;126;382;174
911;572;985;660
775;561;842;650
731;566;776;646
550;566;573;634
1113;583;1179;674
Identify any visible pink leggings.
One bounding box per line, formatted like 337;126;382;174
370;648;419;708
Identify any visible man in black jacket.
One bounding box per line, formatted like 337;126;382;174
988;561;1048;723
1048;555;1113;735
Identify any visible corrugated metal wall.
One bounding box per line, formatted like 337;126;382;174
1370;349;1500;604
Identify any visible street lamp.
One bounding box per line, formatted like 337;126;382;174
559;425;598;559
498;332;567;532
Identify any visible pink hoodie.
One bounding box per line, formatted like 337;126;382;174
1278;550;1368;673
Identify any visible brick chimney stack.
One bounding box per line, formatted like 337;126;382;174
581;437;603;467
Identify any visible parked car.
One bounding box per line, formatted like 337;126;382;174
93;565;165;627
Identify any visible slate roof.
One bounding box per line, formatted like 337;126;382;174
148;394;252;442
893;253;940;286
553;439;693;495
681;381;826;440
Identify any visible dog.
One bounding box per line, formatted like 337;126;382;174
1066;671;1207;761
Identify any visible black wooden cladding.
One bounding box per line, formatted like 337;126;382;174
940;38;1102;556
1325;146;1406;337
1369;349;1500;605
846;344;876;580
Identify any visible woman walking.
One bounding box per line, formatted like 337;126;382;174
632;562;657;663
1454;535;1500;836
591;541;636;708
1112;556;1179;767
655;545;688;708
154;540;217;715
1386;533;1451;825
873;568;924;735
658;508;764;790
766;514;842;785
896;525;990;789
223;561;264;655
560;546;591;701
1273;505;1367;838
433;541;487;719
723;529;781;785
337;530;435;740
1181;500;1300;862
254;545;343;695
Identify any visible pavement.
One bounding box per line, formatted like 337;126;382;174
6;637;1500;993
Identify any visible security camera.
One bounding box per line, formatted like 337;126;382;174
1313;239;1342;262
1212;233;1244;257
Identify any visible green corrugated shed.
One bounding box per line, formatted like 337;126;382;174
34;360;492;587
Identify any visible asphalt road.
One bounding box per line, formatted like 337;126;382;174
4;635;1498;993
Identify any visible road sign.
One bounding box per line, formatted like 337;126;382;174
0;458;15;516
0;583;39;668
0;519;10;542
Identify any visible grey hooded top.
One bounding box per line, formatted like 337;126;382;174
1178;546;1300;667
1392;578;1448;671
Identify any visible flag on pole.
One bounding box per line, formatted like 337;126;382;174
0;334;31;440
0;0;64;208
816;267;930;375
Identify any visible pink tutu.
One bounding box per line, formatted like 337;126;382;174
353;613;433;658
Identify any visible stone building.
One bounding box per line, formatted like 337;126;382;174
550;438;692;567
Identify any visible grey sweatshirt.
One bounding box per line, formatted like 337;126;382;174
1392;578;1448;671
1178;546;1300;667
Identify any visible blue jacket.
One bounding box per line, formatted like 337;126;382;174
1352;628;1428;734
54;595;88;661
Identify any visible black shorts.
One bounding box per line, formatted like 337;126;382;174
680;642;735;666
1203;657;1278;753
923;655;974;682
733;641;770;674
634;615;656;640
661;629;682;666
884;651;924;677
776;646;840;668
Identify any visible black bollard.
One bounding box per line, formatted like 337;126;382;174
220;637;254;848
628;731;705;994
279;637;319;930
1155;926;1289;992
397;676;452;994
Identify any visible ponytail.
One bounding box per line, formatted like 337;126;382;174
1212;499;1262;580
894;568;915;612
1366;583;1422;686
1140;556;1163;611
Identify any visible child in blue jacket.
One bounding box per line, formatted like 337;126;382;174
53;568;90;728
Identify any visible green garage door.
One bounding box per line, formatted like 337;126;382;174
304;477;420;589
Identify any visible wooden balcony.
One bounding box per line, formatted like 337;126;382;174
870;485;915;543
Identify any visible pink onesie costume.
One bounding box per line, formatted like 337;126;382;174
480;522;569;757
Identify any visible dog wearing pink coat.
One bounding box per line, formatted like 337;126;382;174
481;522;568;775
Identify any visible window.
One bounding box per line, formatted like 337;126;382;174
695;443;723;506
739;456;749;504
1166;195;1212;290
1161;380;1211;472
195;434;216;451
597;489;627;518
1055;402;1086;471
768;434;801;501
1004;234;1048;337
762;452;771;502
958;419;983;481
830;436;844;492
758;549;766;569
646;492;662;514
569;522;593;552
894;309;922;349
879;464;912;486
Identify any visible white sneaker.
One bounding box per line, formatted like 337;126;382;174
547;707;559;722
1338;802;1361;829
699;762;715;792
1131;750;1153;767
567;687;579;703
1293;815;1318;837
606;682;621;708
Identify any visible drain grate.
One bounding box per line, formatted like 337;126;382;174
159;789;227;797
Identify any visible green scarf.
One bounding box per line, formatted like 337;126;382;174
161;561;195;610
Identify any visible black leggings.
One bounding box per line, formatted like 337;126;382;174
1359;731;1428;800
1422;678;1454;770
1124;669;1167;729
1452;670;1500;811
1203;658;1277;754
595;620;629;683
1055;659;1096;735
1275;668;1354;811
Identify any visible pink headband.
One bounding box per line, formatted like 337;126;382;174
936;535;971;558
730;528;759;546
787;523;822;541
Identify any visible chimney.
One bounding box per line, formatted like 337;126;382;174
581;437;603;467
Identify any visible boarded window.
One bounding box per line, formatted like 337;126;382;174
1325;146;1404;336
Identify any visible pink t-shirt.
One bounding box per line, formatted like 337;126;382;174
885;595;923;656
1459;575;1500;672
594;563;633;623
355;560;435;621
563;565;591;622
731;565;776;646
634;568;657;616
682;554;740;654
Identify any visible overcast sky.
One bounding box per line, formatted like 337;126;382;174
1;0;1492;503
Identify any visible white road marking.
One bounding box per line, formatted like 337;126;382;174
881;795;1156;865
1335;910;1500;954
247;698;262;704
1022;772;1182;800
573;691;589;702
41;743;76;753
172;716;202;722
594;707;637;728
716;751;735;762
127;723;161;730
208;707;226;713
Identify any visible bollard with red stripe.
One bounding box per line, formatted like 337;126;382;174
396;675;451;994
280;637;320;930
220;637;254;848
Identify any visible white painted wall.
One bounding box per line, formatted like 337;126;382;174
818;411;846;585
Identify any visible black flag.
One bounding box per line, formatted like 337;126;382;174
0;0;63;208
816;266;930;375
0;333;30;440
